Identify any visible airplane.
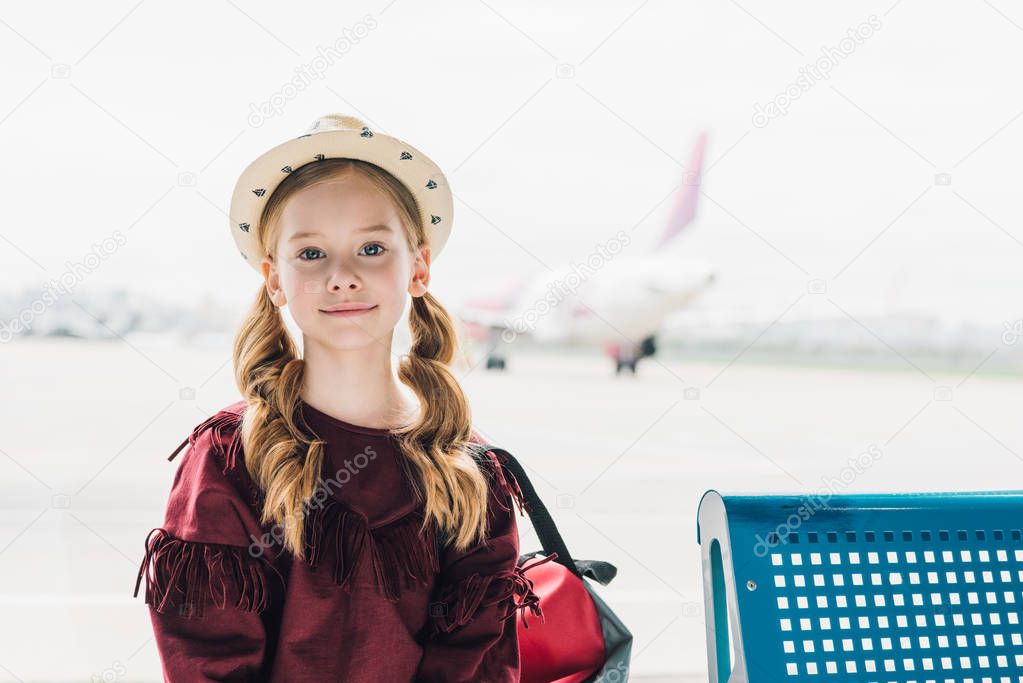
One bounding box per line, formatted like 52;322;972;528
455;131;717;375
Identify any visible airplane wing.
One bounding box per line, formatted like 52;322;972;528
455;275;529;338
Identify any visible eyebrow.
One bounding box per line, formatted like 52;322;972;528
288;224;392;242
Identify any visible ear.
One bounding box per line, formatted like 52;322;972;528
261;258;287;307
408;245;431;297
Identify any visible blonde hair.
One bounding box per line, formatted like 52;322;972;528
232;158;492;560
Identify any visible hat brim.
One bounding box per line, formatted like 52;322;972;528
228;128;453;273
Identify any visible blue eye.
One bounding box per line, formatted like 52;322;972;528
298;248;324;261
361;243;387;256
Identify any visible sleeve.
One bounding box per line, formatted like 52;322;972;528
133;409;287;682
415;444;543;683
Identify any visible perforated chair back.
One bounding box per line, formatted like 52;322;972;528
697;489;1023;682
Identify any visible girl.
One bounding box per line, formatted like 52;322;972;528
133;114;545;682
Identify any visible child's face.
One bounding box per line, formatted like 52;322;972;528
262;173;430;352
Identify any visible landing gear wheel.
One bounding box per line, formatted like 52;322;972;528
615;359;637;374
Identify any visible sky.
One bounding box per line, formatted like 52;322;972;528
2;0;1022;328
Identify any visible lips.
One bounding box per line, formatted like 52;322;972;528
320;303;377;317
321;302;374;312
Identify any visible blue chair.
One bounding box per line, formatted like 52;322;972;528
697;489;1023;681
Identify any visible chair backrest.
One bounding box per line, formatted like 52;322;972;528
697;489;1023;682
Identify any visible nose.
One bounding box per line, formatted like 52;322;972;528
328;260;361;292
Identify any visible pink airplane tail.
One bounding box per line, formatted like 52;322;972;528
654;131;707;250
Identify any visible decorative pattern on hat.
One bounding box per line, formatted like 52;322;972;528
228;112;454;273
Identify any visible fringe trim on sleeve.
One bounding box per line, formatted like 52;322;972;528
429;552;558;634
166;407;263;510
134;527;284;618
480;448;530;516
303;498;439;603
168;410;244;472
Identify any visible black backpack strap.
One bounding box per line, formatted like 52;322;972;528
479;444;583;580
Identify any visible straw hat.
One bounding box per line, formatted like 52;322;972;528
228;114;453;273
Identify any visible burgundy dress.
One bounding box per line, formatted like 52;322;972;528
133;399;542;682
